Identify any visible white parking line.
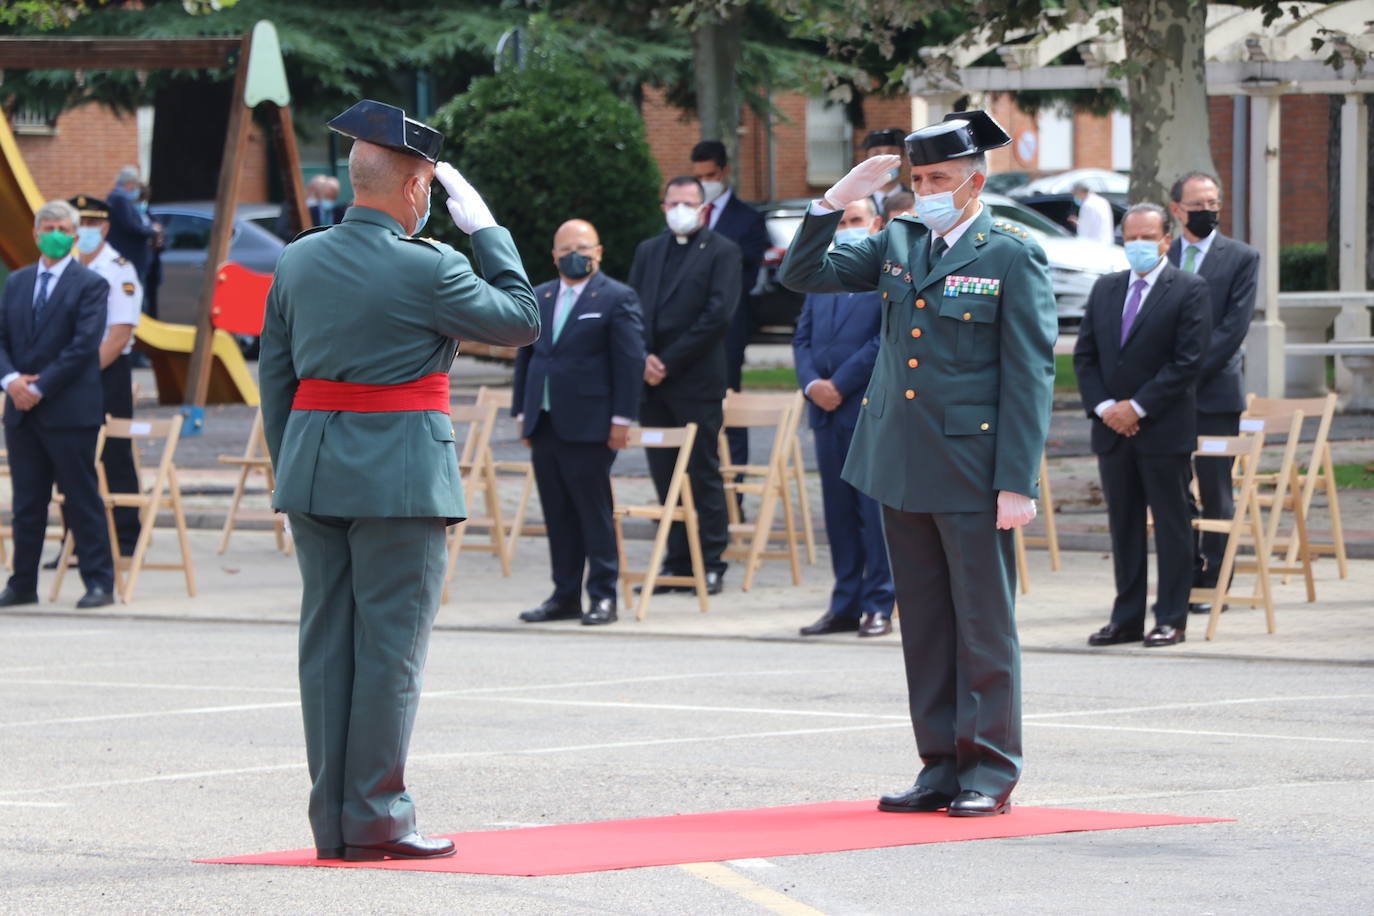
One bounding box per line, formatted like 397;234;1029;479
1025;694;1374;720
466;695;908;720
0;629;114;638
1027;721;1374;745
1034;776;1374;808
0;701;299;730
0;678;297;695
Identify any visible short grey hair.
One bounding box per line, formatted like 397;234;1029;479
1122;202;1171;236
115;165;140;186
1072;180;1091;193
962;152;988;177
34;199;78;230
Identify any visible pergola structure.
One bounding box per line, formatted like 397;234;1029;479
905;1;1374;401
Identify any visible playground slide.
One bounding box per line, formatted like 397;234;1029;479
0;115;42;270
134;315;261;407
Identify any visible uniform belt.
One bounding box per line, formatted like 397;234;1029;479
291;373;451;413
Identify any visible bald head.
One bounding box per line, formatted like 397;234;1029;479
552;219;603;281
348;141;434;234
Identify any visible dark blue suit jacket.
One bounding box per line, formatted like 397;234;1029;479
105;190;156;279
512;270;645;442
1166;233;1258;414
792;291;882;429
0;260;110;429
711;193;769;310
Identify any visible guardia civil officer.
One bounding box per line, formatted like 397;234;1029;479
780;111;1057;817
259;101;539;861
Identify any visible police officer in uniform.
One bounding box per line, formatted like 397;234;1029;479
259;101;539;861
780;111;1057;817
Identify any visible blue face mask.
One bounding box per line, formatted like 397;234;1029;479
833;227;869;247
914;171;974;235
409;183;431;237
76;226;104;255
1124;239;1163;275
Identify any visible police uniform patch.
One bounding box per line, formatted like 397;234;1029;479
114;256;128;266
122;282;136;296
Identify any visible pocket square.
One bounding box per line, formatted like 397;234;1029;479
577;312;603;320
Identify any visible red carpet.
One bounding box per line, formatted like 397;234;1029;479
197;801;1228;875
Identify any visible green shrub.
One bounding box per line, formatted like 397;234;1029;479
1278;242;1328;291
432;60;664;285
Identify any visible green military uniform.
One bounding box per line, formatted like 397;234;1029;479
780;200;1056;803
259;206;538;851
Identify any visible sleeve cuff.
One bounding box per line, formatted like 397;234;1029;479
611;416;631;426
1129;399;1146;418
802;379;820;397
1;371;18;390
809;199;836;216
1093;399;1115;418
29;382;42;397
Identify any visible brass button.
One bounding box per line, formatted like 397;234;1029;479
905;389;915;399
882;291;888;300
862;397;869;406
911;328;922;338
980;422;990;431
915;298;926;309
963;312;972;321
907;358;918;368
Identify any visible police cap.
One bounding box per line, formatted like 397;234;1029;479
68;194;110;219
862;128;907;151
904;110;1011;167
327;100;443;163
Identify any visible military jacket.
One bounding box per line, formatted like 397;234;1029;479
779;204;1056;513
259;207;539;521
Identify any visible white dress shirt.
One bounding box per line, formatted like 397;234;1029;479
86;243;142;354
1094;254;1168;420
705;188;732;230
2;254;75;395
1076;191;1114;245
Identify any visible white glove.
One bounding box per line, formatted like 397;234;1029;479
822;155;902;210
434;161;497;235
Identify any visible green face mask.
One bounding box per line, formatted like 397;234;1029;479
36;229;76;260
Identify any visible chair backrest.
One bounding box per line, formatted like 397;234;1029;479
97;413;184;498
475;385;514;410
1194;431;1265;522
451;401;498;470
1244;392;1337;508
210;261;273;335
628;424;695;449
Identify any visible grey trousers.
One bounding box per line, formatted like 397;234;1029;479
289;512;447;849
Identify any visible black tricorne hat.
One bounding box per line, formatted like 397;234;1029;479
327;100;443;163
862;128;907;150
68;194;110;219
904;110;1011;167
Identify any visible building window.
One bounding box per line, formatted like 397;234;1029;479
1111;110;1131;171
805;97;852;187
10;105;58;136
1038;105;1074;172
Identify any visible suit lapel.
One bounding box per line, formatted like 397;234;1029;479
11;264;36;348
537;284;558;353
1197;235;1226;280
555;272;605;350
642;233;667;322
658;230;710;305
1121;267;1174;349
1102;271;1128;363
30;261;77;348
919;207;993;289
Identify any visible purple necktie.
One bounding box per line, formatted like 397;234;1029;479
1120;278;1147;346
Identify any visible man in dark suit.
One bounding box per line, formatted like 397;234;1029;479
1076;203;1212;648
512;219;644;626
1166;171;1259;610
689;141;769;470
793;198;895;638
0;200;115;609
106;166;160;282
629;176;742;594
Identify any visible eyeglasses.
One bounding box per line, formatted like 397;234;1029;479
1180;200;1222;212
553;244;599;255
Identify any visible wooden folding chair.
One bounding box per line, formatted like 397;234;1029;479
718;392;803;590
216;408;291;555
614;424;708;620
1189;432;1273;640
1011;452;1061;595
784;414;817;566
52;414;196;604
1244;393;1346;580
442;400;509;602
1235;406;1315;601
475;385;540;559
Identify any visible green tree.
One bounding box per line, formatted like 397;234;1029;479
432;58;663;285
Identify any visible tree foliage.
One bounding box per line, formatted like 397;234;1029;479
0;0;234;30
432;58;664;286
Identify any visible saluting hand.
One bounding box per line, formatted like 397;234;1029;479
996;491;1037;530
821;155;902;211
434;161;497;235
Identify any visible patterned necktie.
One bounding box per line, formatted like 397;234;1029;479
931;236;947;260
702;202;714;228
1183;245;1199;272
34;270;52;320
542;287;578;411
1120;278;1148;346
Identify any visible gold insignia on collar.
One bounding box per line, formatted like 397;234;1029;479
975;233;985;242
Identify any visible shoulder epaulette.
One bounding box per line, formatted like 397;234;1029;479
399;235;446;252
991;219;1033;242
289;225;332;244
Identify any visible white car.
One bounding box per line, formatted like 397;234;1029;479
1009;168;1129;198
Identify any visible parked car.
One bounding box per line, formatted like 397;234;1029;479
750;192;1126;340
147;202;286;353
1009;167;1129;198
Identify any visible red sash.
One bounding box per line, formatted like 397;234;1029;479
291;373;451;413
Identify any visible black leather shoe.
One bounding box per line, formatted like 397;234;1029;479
582;598;617;626
316;847;344;860
42;557;61;571
877;784;953;813
344;832;456;861
1144;624;1186;647
76;588;115;609
518;598;581;623
0;587;39;607
800;613;860;636
948;790;1011;817
705;570;724;595
859;614;892;637
1087;622;1144;646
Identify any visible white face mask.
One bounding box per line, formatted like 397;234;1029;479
914;170;975;235
665;203;702;235
699;180;725;203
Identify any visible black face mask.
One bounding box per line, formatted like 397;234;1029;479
557;251;593;279
1185;208;1219;238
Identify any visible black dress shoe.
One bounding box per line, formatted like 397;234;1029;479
0;587;39;607
948;790;1011;817
799;613;860;636
877;784;953;813
76;588;115;609
42;556;61;571
1189;602;1212;614
582;598;617;626
859;614;892;637
705;570;724;595
1144;624;1186;647
518;598;581;623
344;832;456;861
316;847;344;860
1087;622;1144;646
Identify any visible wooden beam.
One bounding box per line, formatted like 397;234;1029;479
0;37;240;70
184;29;254;410
267;104;311;237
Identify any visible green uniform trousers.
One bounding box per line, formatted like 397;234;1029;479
881;506;1022;800
289;512;447;849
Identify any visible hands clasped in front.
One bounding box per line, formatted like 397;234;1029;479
5;374;42;411
1101;401;1140;437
